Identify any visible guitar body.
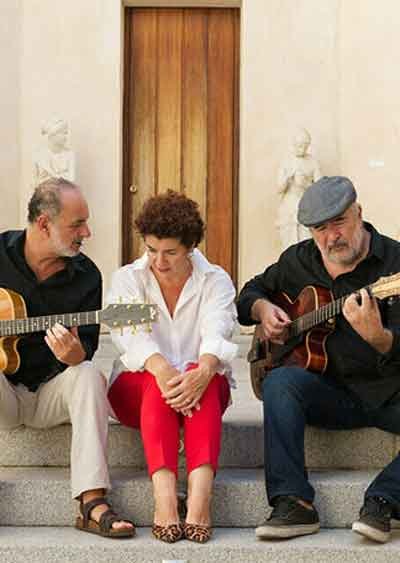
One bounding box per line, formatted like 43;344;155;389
273;286;334;373
0;288;26;374
248;286;335;400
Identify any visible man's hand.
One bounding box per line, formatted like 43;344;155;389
343;289;393;354
44;323;86;365
252;299;291;343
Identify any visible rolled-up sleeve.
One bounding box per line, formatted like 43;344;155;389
198;271;238;363
106;269;161;371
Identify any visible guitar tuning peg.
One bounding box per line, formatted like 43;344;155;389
131;324;137;335
118;296;123;304
120;326;124;336
146;323;152;333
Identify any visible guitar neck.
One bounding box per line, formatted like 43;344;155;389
0;310;99;337
289;290;363;338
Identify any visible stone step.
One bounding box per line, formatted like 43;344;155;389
0;467;386;528
0;420;394;471
0;527;400;563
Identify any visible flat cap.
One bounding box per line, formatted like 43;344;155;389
297;176;357;227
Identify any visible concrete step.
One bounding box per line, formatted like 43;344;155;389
0;527;400;563
0;418;264;469
0;420;394;471
0;467;387;528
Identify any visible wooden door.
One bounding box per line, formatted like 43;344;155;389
123;7;239;281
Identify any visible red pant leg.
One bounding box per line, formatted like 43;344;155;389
183;370;230;475
108;371;181;477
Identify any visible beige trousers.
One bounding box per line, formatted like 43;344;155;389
0;361;111;499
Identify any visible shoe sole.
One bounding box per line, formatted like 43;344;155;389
255;522;320;539
352;521;390;543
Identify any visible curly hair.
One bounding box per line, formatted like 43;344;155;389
135;190;205;248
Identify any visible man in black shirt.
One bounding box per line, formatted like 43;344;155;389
0;178;134;538
237;176;400;543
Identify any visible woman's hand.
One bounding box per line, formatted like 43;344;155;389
144;353;182;406
162;355;219;413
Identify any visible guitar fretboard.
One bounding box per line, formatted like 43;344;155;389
289;290;368;338
0;311;99;337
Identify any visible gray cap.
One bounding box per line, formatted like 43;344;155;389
297;176;357;227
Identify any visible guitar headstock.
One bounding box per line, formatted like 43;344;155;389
99;303;158;330
370;273;400;300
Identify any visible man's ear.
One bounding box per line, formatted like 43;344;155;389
36;214;51;236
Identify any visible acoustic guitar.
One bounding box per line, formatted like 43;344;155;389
0;287;158;375
247;272;400;400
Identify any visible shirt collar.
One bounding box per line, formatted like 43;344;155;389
7;229;88;276
132;248;216;277
364;222;385;262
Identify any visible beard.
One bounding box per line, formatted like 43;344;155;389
324;226;365;266
50;227;82;258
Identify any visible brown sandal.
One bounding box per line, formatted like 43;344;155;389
183;522;212;543
152;522;184;543
75;497;136;538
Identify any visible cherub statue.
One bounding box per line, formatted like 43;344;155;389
33;118;75;186
277;128;321;250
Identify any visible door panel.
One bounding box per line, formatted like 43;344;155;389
207;8;235;274
123;7;239;281
157;9;183;193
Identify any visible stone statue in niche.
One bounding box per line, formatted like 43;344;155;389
33;118;75;186
277;128;322;250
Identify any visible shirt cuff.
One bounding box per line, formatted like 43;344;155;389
120;334;162;372
199;337;238;363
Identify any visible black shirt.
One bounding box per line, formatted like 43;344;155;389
237;223;400;408
0;230;101;391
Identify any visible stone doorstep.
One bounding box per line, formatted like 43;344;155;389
1;527;400;563
0;467;389;528
0;422;395;471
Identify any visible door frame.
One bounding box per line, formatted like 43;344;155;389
124;1;240;7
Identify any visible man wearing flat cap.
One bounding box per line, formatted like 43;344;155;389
237;176;400;543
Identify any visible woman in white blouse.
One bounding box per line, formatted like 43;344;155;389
107;191;237;543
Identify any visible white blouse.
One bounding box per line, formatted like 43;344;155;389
106;249;238;385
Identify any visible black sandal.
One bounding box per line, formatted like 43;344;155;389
75;497;136;538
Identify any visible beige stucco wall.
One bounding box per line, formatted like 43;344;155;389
19;0;123;288
239;0;340;284
339;0;400;240
3;0;400;291
0;1;21;231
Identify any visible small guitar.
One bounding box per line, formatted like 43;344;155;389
0;287;158;375
247;273;400;400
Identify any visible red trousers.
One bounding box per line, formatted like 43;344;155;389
108;365;230;477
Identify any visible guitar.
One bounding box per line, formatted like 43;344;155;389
247;273;400;400
0;287;158;375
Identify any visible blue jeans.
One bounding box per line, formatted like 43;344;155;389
263;366;400;513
